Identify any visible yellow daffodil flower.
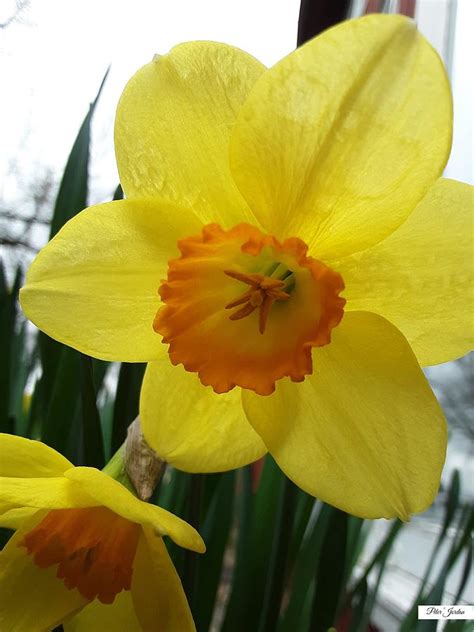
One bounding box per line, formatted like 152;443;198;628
0;434;204;632
20;15;473;519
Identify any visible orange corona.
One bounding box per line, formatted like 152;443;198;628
21;507;140;604
154;223;345;395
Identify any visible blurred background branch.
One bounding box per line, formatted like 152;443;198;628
0;0;30;29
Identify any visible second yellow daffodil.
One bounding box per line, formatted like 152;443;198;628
0;434;204;632
20;15;473;519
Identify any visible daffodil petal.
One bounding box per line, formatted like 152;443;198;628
131;528;195;632
0;433;72;477
116;42;265;228
140;356;267;473
20;198;202;361
335;178;474;366
0;513;87;632
65;467;205;553
63;592;141;632
242;312;447;519
0;476;97;509
230;14;452;258
0;506;37;530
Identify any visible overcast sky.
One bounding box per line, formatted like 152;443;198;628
1;0;472;213
0;0;301;206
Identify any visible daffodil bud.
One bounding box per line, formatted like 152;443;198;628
124;416;166;501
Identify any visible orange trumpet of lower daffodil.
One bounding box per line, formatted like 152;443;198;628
0;434;204;632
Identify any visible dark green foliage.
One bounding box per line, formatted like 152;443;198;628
310;508;348;631
111;362;146;453
193;471;236;631
0;266;23;434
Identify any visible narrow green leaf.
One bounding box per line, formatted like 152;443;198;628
0;261;6;294
401;470;462;632
6;267;33;437
111;363;146;453
343;516;367;588
223;458;289;631
80;354;105;468
222;466;257;632
193;471;236;631
351;519;403;597
258;478;298;632
348;578;368;632
279;503;332;632
414;582;446;632
356;534;395;632
0;265;22;433
40;347;81;458
444;621;474;632
25;377;44;439
310;508;348;632
439;470;461;539
10;319;31;436
32;334;61;432
156;468;190;515
98;390;115;460
113;184;123;200
287;488;316;571
414;506;474;632
0;528;13;550
345;519;402;632
158;469;191;576
300;579;317;632
452;542;472;604
183;474;204;606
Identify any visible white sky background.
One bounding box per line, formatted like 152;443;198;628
0;0;472;220
0;0;301;208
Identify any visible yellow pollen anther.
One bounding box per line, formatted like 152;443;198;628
224;269;291;334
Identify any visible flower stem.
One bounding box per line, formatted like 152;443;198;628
102;446;136;495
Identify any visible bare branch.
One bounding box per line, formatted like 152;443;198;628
0;0;30;29
0;209;50;226
0;237;37;251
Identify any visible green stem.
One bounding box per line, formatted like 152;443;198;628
102;446;136;495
